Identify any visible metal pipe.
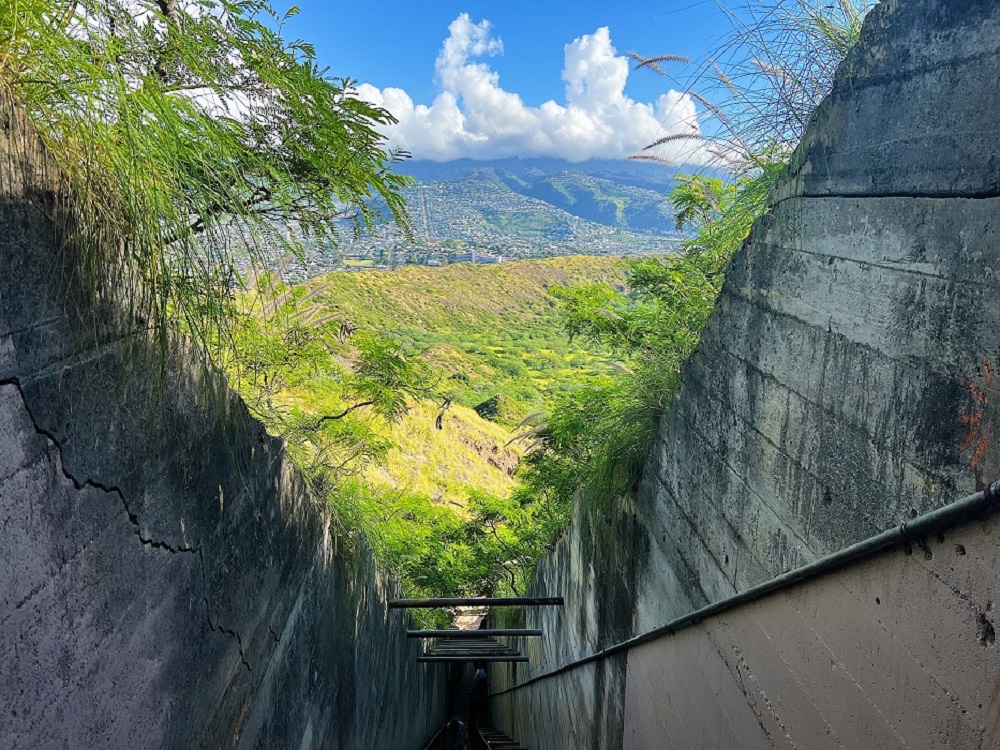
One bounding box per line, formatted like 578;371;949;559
419;655;529;663
428;651;517;655
424;647;517;656
427;649;518;654
491;481;1000;697
390;597;563;608
408;629;543;638
428;650;517;654
429;641;508;646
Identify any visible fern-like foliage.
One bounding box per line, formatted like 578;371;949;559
1;0;410;349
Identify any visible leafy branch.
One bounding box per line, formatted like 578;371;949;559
1;0;413;354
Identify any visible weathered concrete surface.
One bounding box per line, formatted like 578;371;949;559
618;516;1000;750
493;0;1000;746
0;98;444;746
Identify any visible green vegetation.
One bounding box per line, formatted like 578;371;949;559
497;171;676;232
522;0;876;510
293;255;627;427
218;257;625;621
516;170;782;509
2;0;408;346
3;0;876;620
636;0;873;169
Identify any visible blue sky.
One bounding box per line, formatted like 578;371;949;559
282;1;738;162
284;1;731;106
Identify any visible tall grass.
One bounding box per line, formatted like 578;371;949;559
638;0;875;170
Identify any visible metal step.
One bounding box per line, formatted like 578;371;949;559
478;726;527;750
422;635;524;662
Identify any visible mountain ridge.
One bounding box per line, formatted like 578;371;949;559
399;157;692;240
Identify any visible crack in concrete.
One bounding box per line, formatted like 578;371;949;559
2;531;105;629
697;305;962;494
666;407;820;564
748;614;847;750
1;377;252;672
652;472;741;600
799;189;1000;202
838;576;970;720
707;629;785;747
775;242;952;284
0;315;62;338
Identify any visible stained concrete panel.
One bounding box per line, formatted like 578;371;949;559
623;624;781;750
622;512;1000;749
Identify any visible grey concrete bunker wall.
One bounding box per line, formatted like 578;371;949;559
491;1;1000;747
0;98;445;748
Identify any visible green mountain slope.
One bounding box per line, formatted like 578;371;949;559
282;255;628;502
221;255;635;606
249;161;691;283
485;169;674;232
405;173;655;245
302;254;625;418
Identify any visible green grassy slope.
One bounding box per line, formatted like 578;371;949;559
300;254;627;427
221;255;630;605
280;255;623;504
302;254;626;332
363;399;521;506
496;171;676;232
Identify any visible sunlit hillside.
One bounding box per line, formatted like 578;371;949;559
275;255;629;505
300;253;628;332
214;253;656;604
363;399;521;509
298;254;628;426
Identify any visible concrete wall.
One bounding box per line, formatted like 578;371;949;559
0;98;445;747
492;0;1000;746
496;509;1000;750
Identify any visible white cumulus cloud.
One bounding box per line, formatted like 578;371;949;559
356;14;708;163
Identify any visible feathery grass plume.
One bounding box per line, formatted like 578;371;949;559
642;132;705;151
627;52;691;76
703;0;874;166
633;0;875;169
0;0;412;357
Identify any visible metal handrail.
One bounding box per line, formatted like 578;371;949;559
491;480;1000;697
408;629;543;638
390;597;563;608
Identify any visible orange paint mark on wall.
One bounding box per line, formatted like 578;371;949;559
959;356;998;474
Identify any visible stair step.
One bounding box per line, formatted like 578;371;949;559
478;725;527;750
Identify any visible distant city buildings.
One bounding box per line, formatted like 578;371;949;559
225;172;689;284
449;251;503;264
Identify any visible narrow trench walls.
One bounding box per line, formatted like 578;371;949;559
0;98;444;747
492;0;1000;747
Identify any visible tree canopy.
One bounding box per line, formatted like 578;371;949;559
1;0;410;342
